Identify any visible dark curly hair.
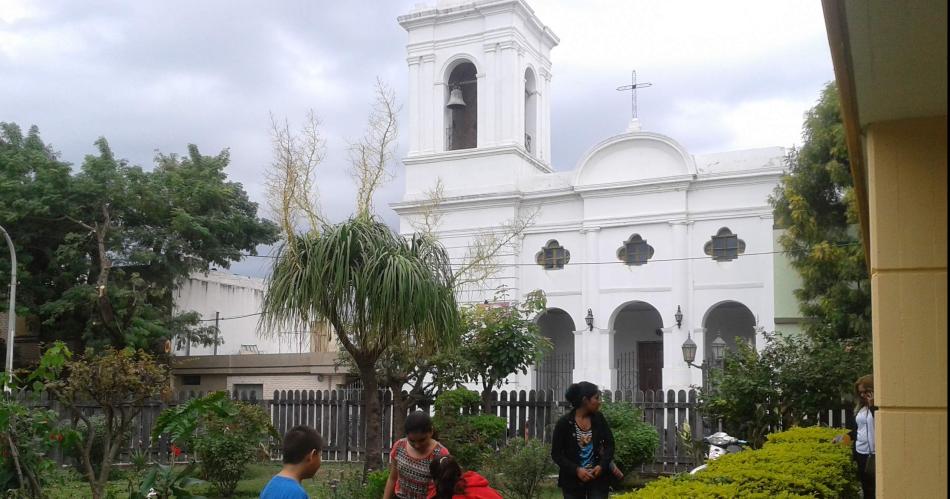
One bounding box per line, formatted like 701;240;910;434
564;381;599;409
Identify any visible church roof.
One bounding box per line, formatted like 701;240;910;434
572;131;696;188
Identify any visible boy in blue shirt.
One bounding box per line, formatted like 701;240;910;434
261;425;324;499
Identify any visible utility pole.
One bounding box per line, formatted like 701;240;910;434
1;224;16;393
213;311;219;356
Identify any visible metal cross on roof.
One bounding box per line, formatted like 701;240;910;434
616;70;652;121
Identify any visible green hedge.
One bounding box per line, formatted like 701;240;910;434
616;427;858;498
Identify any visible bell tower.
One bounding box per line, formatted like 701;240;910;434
398;0;559;199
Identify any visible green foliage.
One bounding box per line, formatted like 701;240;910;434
600;401;659;472
0;123;279;351
616;427;857;498
364;469;390;499
151;391;236;446
769;82;871;390
699;332;861;447
432;389;506;469
763;426;848;445
39;346;168;499
484;438;555;499
64;415;109;476
193;401;277;497
457;289;551;409
433;387;480;416
0;396;72;497
131;463;206;499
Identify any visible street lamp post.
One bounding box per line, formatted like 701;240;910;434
1;224;15;392
681;332;726;391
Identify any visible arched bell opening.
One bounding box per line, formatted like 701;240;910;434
524;68;538;155
445;61;477;150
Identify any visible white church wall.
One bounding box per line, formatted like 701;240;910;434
396;1;787;394
582;189;687;223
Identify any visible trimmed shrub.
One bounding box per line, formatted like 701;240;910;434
616;427;858;498
194;401;276;496
763;425;847;445
485;438;556;499
433;389;506;469
600;401;659;473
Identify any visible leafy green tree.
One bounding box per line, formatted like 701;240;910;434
37;344;168;499
700;332;867;448
0;123;279;352
0;123;84;337
769;82;871;356
261;217;459;472
458;289;551;412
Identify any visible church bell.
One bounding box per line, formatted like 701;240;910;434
446;85;466;109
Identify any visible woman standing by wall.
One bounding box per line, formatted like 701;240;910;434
550;382;615;499
852;374;876;498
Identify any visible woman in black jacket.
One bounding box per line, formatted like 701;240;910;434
550;382;615;499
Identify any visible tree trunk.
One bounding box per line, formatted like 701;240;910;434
481;382;493;415
389;381;410;441
360;361;383;473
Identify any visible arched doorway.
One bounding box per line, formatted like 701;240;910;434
703;301;756;361
535;308;575;396
611;302;664;392
445;61;478;150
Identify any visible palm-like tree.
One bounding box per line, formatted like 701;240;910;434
261;216;458;471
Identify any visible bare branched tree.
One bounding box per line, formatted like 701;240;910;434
351;78;401;218
452;207;540;291
266;109;326;240
407;178;540;293
407;177;446;238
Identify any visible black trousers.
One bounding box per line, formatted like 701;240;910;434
561;486;608;499
855;452;875;498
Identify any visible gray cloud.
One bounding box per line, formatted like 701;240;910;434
1;0;834;278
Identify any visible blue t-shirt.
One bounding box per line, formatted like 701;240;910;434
260;475;308;499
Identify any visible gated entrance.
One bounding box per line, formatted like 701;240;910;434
535;352;574;397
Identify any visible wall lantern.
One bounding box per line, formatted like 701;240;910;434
674;305;683;328
681;332;698;365
585;308;594;331
711;334;727;363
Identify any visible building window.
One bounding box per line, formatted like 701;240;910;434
617;234;654;265
232;383;264;401
182;375;201;386
704;228;746;261
535;240;571;270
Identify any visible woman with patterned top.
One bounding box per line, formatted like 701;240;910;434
383;411;451;499
550;382;615;499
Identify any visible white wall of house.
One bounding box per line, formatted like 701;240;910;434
172;271;320;356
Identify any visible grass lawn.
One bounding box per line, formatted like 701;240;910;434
42;461;649;498
46;463;561;499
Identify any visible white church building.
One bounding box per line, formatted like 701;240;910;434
392;0;795;394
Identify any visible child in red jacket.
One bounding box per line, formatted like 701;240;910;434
427;455;502;499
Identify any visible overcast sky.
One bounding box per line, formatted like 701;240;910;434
0;0;834;277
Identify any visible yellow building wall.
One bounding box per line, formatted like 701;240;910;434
866;115;947;498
